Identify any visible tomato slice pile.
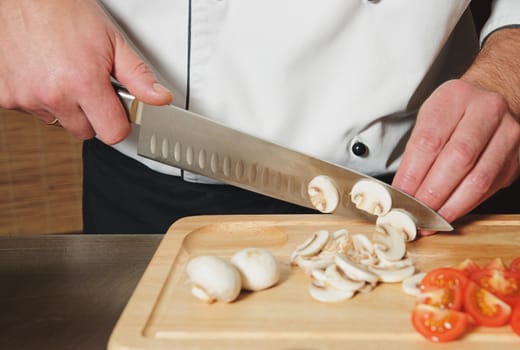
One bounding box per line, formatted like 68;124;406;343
412;257;520;342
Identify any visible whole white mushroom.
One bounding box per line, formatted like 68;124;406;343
185;255;242;303
231;248;280;291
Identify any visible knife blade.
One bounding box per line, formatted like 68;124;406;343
116;86;452;231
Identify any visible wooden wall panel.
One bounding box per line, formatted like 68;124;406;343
0;109;83;234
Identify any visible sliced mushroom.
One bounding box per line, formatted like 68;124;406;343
290;230;330;262
324;264;365;292
376;209;417;241
293;255;335;275
310;268;329;287
230;248;280;291
375;256;414;269
334;252;379;285
368;264;415;283
308;282;355;303
322;229;350;254
351;233;375;256
185;255;242;303
307;175;340;213
373;225;406;262
402;272;426;296
357;283;375;294
350;179;392;216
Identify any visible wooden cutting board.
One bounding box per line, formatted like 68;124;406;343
108;214;520;350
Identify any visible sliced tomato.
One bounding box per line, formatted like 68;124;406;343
470;268;520;307
511;304;520;336
484;258;507;271
420;267;469;310
464;281;512;327
457;258;481;277
417;287;465;311
412;304;468;342
510;257;520;273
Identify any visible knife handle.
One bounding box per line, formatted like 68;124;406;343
112;81;142;125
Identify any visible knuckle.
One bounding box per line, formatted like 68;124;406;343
397;171;421;193
466;171;493;195
447;139;478;169
130;61;153;77
483;92;508;117
409;129;443;155
37;89;65;109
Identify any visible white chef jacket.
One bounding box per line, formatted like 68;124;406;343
101;0;520;183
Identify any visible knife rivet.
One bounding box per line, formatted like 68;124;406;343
352;141;368;157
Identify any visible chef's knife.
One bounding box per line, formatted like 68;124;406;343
115;85;452;231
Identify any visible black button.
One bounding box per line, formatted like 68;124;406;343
352;142;368;157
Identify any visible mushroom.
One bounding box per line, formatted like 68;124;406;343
322;229;350;254
350;179;392;216
373;225;406;262
185;255;242;303
324;264;365;292
294;255;335;275
334;252;379;285
308;283;355;303
309;268;329;288
368;264;415;283
290;230;330;262
307;175;340;213
402;272;426;296
376;209;417;241
230;248;280;291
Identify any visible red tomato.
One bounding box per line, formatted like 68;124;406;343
510;257;520;273
412;304;468;342
457;258;481;277
470;268;520;307
511;305;520;336
420;267;469;310
484;258;507;271
464;281;512;327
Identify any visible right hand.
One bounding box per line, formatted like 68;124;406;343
0;0;172;144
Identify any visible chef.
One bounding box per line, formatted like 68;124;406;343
1;0;519;233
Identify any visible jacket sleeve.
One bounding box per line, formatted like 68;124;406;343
480;0;520;45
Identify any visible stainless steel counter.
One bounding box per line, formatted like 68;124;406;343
0;234;162;350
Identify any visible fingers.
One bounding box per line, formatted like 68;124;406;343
75;79;130;144
436;115;520;222
394;79;520;229
393;80;470;196
412;89;506;211
111;33;173;106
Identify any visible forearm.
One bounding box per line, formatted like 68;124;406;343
462;27;520;117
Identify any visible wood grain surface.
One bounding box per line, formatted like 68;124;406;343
0;109;83;234
108;214;520;350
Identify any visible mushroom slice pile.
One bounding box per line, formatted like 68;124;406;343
350;179;392;216
292;204;418;303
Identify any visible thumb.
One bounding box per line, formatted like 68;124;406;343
112;35;173;105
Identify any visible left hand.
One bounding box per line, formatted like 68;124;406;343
392;78;520;232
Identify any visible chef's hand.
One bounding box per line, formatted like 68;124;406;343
392;79;520;234
0;0;172;144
